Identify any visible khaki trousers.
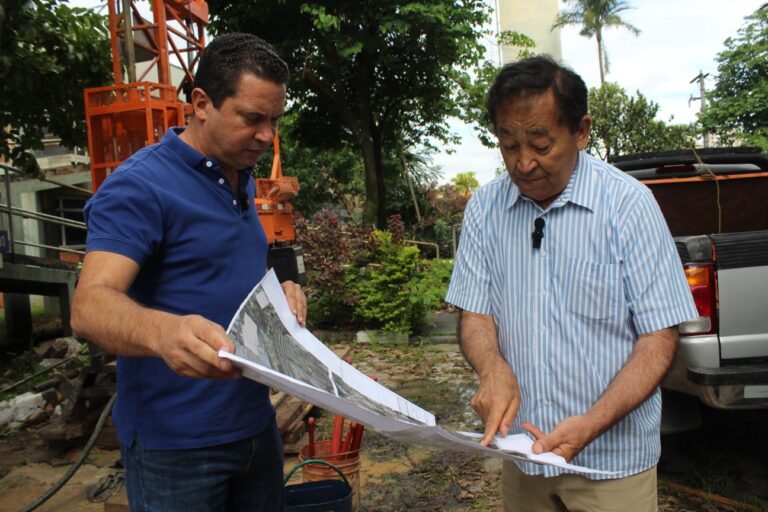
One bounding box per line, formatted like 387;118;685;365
501;461;658;512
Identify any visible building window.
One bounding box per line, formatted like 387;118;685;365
58;197;86;248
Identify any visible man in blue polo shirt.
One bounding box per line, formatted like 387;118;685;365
71;33;306;511
446;56;698;510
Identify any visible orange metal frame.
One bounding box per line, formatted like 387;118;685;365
84;0;298;244
640;171;768;186
255;134;300;244
84;0;207;190
84;82;182;188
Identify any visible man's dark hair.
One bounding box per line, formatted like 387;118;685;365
485;55;587;134
193;33;290;108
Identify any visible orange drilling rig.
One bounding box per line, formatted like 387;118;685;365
83;0;304;282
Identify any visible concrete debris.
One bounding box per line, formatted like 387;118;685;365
0;391;46;430
34;337;82;361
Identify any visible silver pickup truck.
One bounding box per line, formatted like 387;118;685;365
612;147;768;428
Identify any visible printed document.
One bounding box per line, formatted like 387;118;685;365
219;270;615;475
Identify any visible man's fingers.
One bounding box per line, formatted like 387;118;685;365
189;319;236;372
281;281;307;326
522;422;555;454
480;405;506;446
522;422;546;440
481;420;499;447
498;399;519;436
163;316;240;378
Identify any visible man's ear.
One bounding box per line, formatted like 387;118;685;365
189;87;212;120
576;115;592;151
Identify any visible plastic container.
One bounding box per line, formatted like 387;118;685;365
285;459;352;512
298;440;361;511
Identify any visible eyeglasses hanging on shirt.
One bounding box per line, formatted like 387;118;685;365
532;217;545;249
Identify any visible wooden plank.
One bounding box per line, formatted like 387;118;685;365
275;396;308;433
104;488;130;512
270;390;288;408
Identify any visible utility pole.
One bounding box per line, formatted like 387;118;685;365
690;71;711;148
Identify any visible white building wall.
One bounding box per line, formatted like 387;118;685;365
497;0;563;63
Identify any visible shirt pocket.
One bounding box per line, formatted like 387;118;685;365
560;258;623;322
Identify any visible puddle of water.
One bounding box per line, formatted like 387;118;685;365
395;379;483;432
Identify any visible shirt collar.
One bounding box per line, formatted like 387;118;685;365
164;127;208;169
505;150;596;213
164;127;253;186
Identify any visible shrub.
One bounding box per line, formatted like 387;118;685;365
353;230;424;334
411;258;454;313
296;209;455;334
295;210;373;329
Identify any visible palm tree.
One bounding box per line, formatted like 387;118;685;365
553;0;640;85
451;172;480;196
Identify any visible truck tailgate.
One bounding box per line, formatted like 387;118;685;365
713;232;768;360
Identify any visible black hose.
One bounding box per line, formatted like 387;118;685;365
19;392;118;512
0;356;79;396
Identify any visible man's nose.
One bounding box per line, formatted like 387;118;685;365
516;149;537;174
254;122;275;143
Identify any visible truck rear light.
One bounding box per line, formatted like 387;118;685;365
679;264;716;335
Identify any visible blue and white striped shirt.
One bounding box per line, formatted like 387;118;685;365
446;151;697;478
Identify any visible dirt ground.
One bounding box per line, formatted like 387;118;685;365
1;341;767;511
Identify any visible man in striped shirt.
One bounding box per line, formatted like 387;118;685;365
446;56;697;511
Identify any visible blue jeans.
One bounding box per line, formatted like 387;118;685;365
120;419;285;512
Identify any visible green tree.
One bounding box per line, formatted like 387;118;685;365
254;112;365;219
699;6;768;149
0;0;111;176
207;0;490;228
553;0;640;85
588;83;696;161
450;171;479;195
455;30;536;148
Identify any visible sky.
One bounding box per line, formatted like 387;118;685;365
434;0;767;185
71;0;765;185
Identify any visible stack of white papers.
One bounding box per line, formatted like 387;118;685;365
219;270;616;476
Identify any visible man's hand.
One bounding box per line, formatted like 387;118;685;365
156;315;241;379
519;327;679;461
458;310;519;447
473;361;521;446
522;415;597;461
281;280;307;326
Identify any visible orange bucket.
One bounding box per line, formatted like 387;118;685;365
299;440;361;511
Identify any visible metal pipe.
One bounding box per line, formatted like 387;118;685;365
4;165;15;259
404;239;440;259
41;176;92;196
0;203;87;231
13;240;85;255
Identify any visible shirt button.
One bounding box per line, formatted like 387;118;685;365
218;178;225;185
232;199;237;206
205;160;213;168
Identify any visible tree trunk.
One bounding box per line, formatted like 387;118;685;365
596;31;605;86
374;130;386;228
358;130;379;228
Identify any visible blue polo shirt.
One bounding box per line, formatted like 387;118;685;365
84;127;272;450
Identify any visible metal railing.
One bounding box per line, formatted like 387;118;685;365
0;163;88;258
